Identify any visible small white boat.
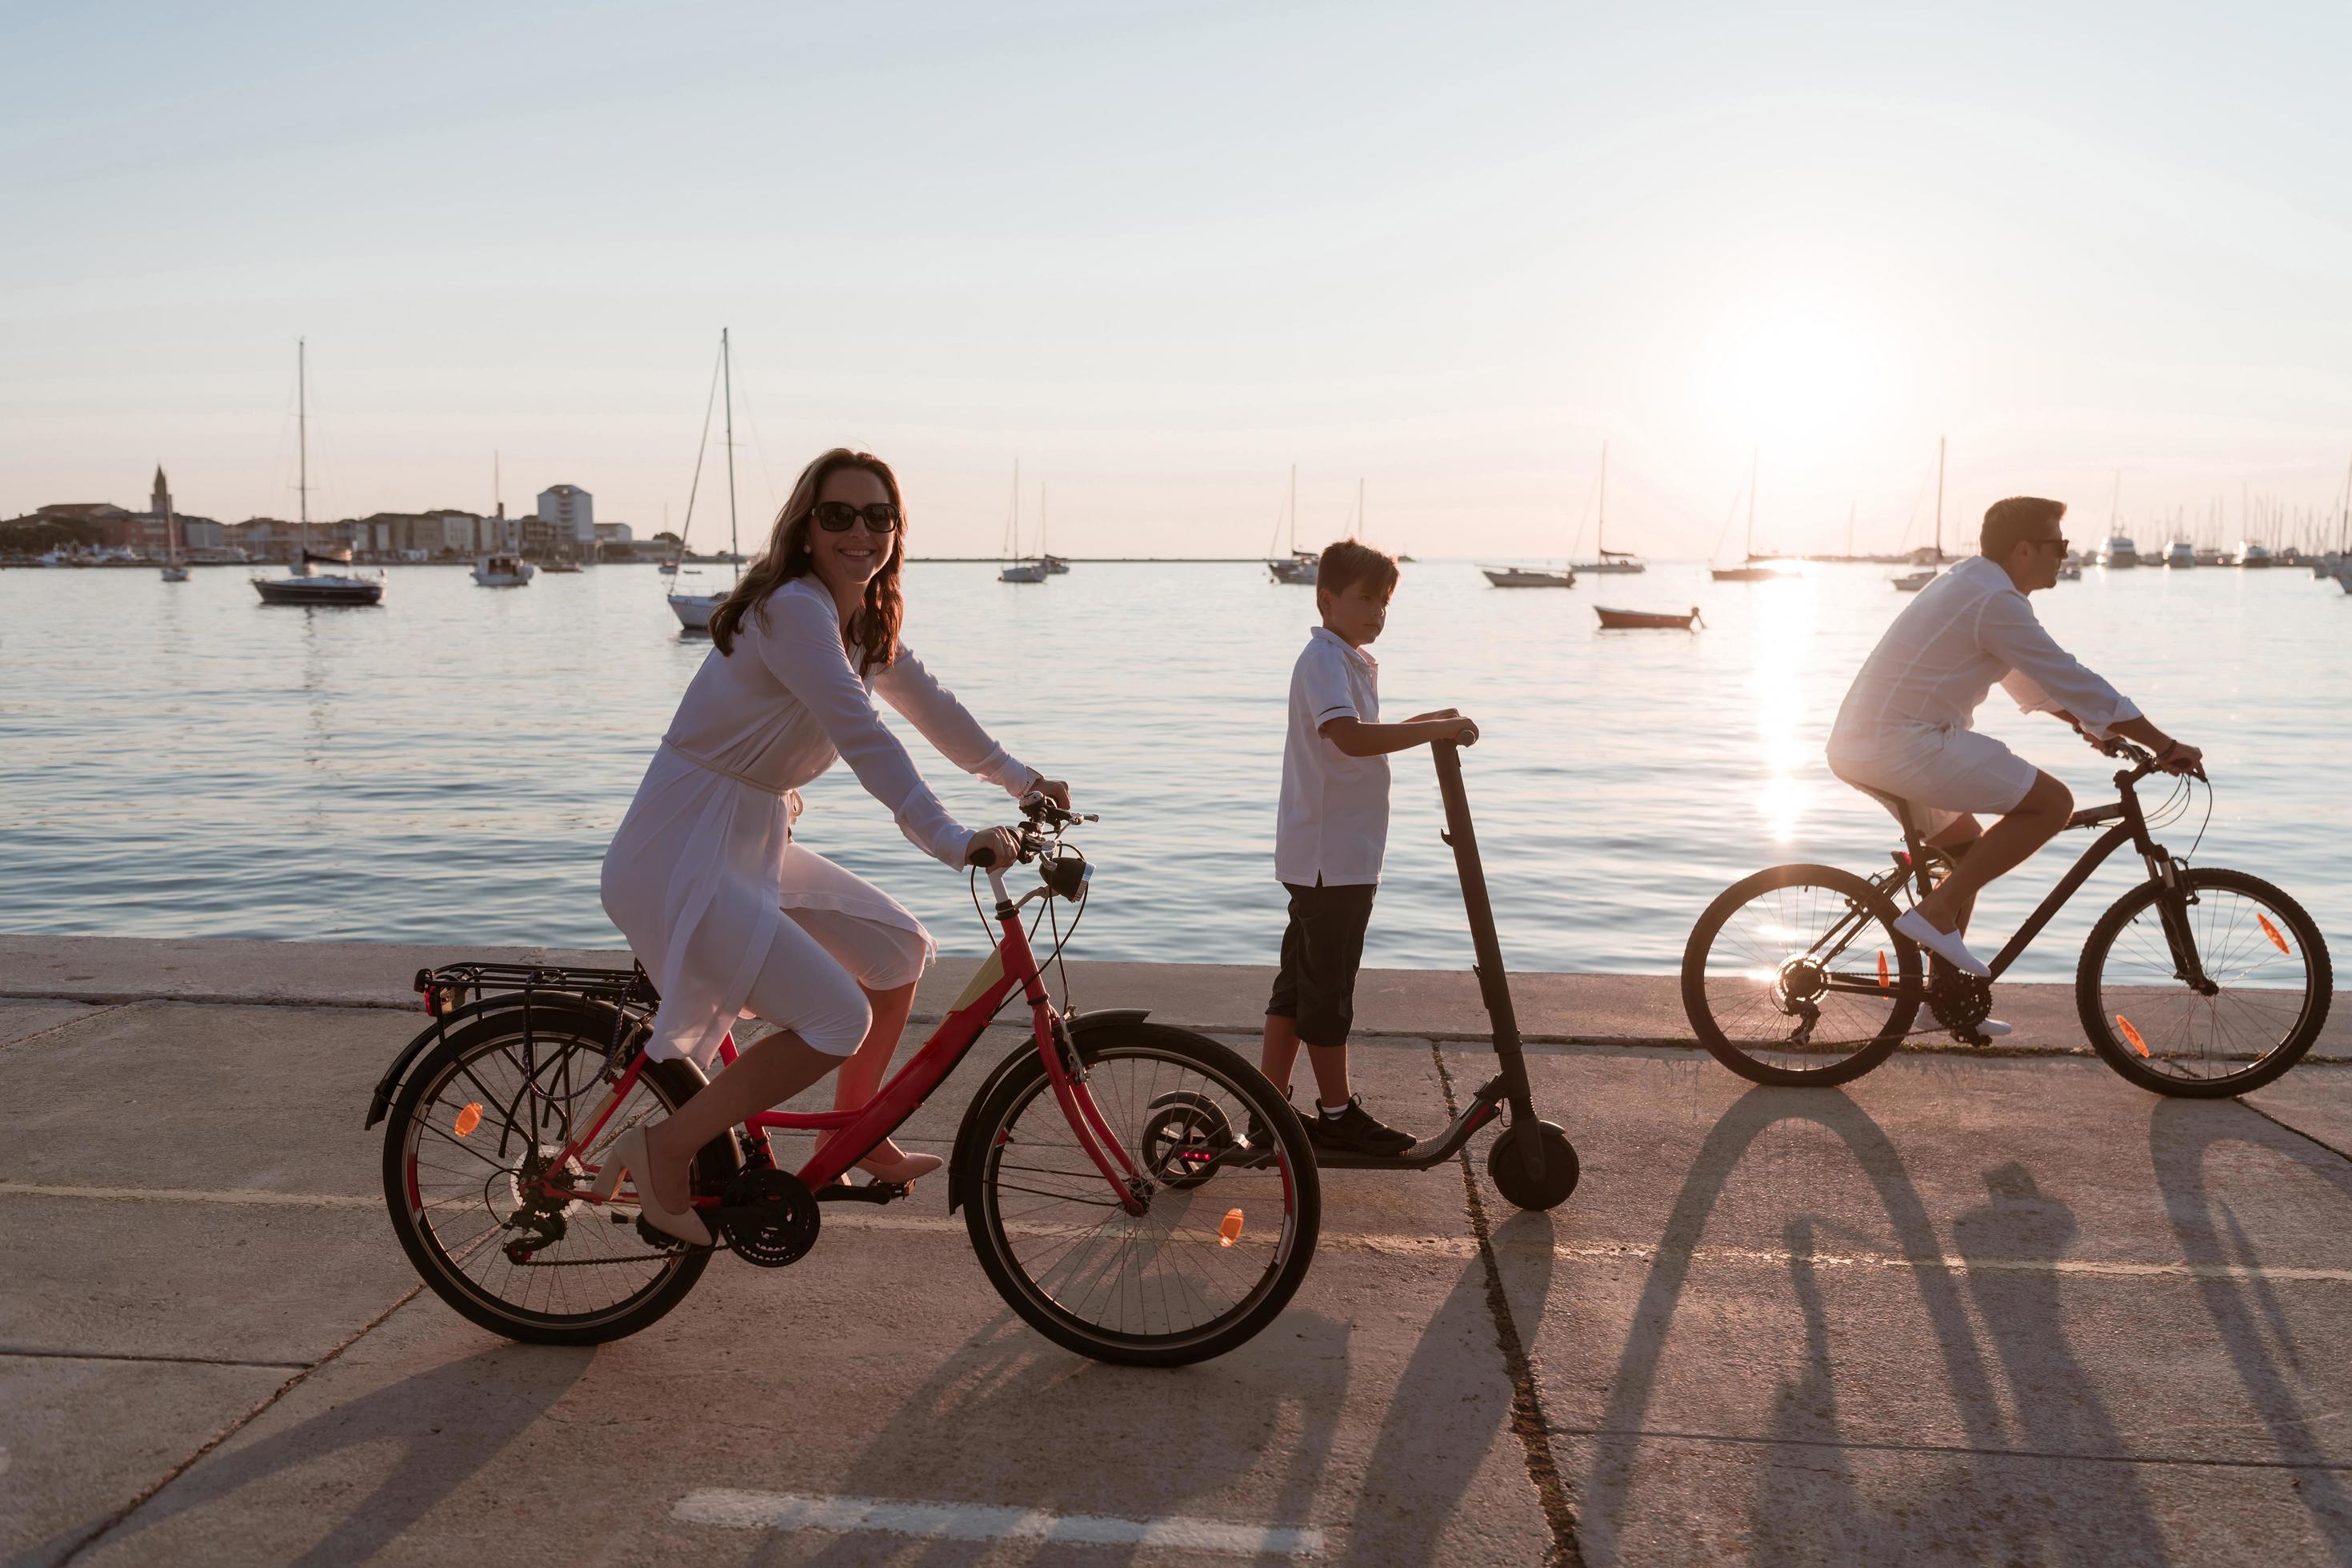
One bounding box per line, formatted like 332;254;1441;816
2238;541;2272;569
998;463;1047;583
1893;569;1938;593
1482;566;1574;588
1265;466;1321;585
253;340;385;607
663;329;745;632
2099;534;2139;568
2165;540;2195;569
658;560;678;575
472;552;534;587
1042;554;1070;575
159;492;190;582
668;590;725;631
2055;564;2082;582
540;558;584;574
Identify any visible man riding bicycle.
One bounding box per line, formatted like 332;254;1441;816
1826;495;2203;1030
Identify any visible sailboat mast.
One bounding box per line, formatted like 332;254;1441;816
1288;463;1298;555
1933;435;1945;562
297;337;309;557
1598;441;1609;555
1846;501;1855;559
1746;448;1758;559
721;327;739;582
1355;478;1364;539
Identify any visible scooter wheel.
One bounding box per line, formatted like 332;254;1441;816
1486;1121;1579;1211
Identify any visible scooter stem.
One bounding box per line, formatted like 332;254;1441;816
1431;743;1545;1178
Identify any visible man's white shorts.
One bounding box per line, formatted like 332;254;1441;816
1828;725;2039;838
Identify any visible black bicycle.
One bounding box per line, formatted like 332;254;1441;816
1681;738;2331;1095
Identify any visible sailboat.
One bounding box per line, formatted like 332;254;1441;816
1038;485;1070;574
1266;465;1318;584
158;475;190;582
254;340;385;606
1713;450;1786;581
1571;442;1643;574
1892;438;1949;592
1000;462;1047;583
667;329;742;632
474;453;533;586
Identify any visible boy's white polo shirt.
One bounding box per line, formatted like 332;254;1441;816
1276;626;1387;886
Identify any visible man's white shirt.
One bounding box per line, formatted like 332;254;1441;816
1830;555;2140;762
1275;626;1387;886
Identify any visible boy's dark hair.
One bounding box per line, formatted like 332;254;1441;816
1318;539;1400;599
1981;496;2066;559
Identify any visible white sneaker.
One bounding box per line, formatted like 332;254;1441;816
1974;1018;2013;1038
1894;910;1991;978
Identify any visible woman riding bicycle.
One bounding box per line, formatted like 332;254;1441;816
597;447;1066;1243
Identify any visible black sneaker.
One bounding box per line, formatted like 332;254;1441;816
1308;1096;1418;1157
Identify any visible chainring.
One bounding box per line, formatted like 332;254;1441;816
718;1168;821;1268
1925;965;1993;1034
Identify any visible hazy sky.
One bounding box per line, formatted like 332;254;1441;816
6;2;2350;558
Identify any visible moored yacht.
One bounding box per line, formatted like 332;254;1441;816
2164;540;2195;569
2098;534;2139;568
253;340;385;607
472;552;534;587
2237;541;2273;568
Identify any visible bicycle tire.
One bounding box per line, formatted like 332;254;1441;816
2076;867;2333;1098
380;1000;738;1346
1682;863;1922;1087
960;1022;1319;1367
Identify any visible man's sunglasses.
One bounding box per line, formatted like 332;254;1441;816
810;501;902;533
2030;536;2070;553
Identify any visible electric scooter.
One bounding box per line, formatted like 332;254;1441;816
1146;734;1580;1210
1307;733;1578;1209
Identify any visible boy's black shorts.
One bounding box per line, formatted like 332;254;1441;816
1266;880;1378;1046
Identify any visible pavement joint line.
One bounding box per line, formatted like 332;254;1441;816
1433;1040;1583;1566
9;1182;2352;1285
671;1487;1330;1557
2238;1096;2352;1167
1557;1425;2352;1472
0;1346;314;1370
0;1001;134;1052
55;1283;426;1566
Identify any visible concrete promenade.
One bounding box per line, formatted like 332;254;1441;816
5;936;2351;1564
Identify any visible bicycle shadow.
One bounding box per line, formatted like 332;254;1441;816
2152;1098;2352;1562
1581;1085;2164;1564
762;1303;1352;1568
10;1340;591;1568
1343;1207;1557;1565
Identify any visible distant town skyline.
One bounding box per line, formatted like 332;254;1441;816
5;4;2350;561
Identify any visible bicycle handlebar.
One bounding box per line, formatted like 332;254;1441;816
966;791;1098;870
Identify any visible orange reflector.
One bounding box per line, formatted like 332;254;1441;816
2258;914;2291;956
2116;1016;2150;1058
454;1102;482;1137
1218;1208;1245;1247
1877;950;1890;990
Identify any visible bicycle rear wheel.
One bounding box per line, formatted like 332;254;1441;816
381;1000;738;1345
1682;864;1922;1086
961;1022;1319;1367
2078;867;2333;1097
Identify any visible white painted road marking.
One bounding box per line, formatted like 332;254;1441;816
7;1182;2350;1286
673;1488;1327;1556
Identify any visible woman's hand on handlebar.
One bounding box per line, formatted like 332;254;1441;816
1022;772;1071;810
965;826;1022;869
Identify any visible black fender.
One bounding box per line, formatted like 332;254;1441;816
945;1008;1150;1214
362;992;638;1130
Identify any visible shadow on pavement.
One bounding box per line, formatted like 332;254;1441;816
2154;1099;2352;1562
14;1342;590;1568
766;1306;1351;1568
1581;1086;2168;1563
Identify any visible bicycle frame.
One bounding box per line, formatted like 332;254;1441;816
1815;758;2204;1001
541;866;1146;1217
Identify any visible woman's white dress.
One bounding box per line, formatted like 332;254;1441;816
601;577;1034;1070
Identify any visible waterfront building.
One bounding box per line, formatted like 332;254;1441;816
537;485;593;560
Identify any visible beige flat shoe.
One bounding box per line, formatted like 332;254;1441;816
590;1126;711;1245
856;1148;944;1185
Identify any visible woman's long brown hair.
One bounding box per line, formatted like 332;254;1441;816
709;447;906;674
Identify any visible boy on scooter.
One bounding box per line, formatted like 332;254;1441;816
1265;538;1480;1156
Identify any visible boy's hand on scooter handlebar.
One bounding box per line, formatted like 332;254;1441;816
1403;708;1460;725
1434;716;1479;747
964;826;1022;869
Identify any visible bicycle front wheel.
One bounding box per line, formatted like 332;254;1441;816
2078;867;2333;1097
1682;863;1922;1086
961;1022;1319;1367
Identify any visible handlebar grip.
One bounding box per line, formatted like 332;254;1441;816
967;846;998;869
1454;726;1478;747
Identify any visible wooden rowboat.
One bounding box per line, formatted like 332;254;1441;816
1595;605;1702;630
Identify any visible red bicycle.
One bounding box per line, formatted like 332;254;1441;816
366;795;1321;1366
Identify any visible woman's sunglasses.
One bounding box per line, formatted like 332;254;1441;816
810;501;902;533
